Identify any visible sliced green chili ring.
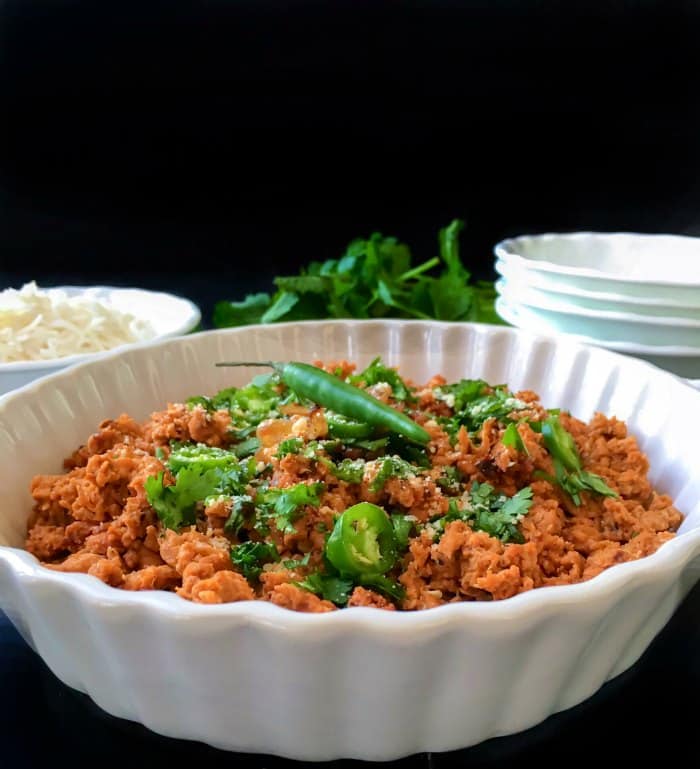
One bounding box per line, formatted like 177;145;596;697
326;412;374;440
325;502;397;577
167;443;238;471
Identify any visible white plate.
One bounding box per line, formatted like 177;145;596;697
495;258;700;319
496;278;700;337
494;232;700;303
0;321;699;760
496;297;700;378
494;289;700;347
0;285;201;395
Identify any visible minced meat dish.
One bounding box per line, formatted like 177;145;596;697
25;358;682;612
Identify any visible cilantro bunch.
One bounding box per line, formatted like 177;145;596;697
213;220;501;327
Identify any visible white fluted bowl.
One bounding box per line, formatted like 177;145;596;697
1;321;699;761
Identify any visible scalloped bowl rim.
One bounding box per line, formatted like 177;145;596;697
0;285;201;372
494;232;700;288
2;320;700;633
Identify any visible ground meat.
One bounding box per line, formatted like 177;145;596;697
348;586;396;610
123;565;180;591
189;570;255;604
24;363;683;613
269;583;336;613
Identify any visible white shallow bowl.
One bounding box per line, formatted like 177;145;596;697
1;321;699;761
494;232;700;303
495;260;700;320
0;285;201;395
495;280;700;347
496;298;700;379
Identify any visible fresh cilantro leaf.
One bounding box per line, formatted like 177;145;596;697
296;572;354;606
465;482;533;543
281;552;312;570
428;275;475;321
212;293;271;328
230;541;279;582
390;514;415;551
224;494;255;534
432;482;533;544
261;291;300;323
274;275;327;294
349;356;416;402
186;395;212;410
385;434;431;467
436;465;462;494
276;437;304;457
233;437;260;458
369;456;417;492
256;481;324;534
439;219;469;280
145;467;223;531
437;379;528;436
327;458;366;484
498;486;535;523
360;574;405;602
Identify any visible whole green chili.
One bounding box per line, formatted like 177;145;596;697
215;361;431;444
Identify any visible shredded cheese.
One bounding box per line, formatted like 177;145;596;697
0;282;155;363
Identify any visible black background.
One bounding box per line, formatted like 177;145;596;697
1;1;700;767
2;0;700;319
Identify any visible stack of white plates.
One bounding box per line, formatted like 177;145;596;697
493;232;700;386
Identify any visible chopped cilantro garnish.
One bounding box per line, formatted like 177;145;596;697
436;465;462;494
437;379;529;437
327;458;366;484
361;574;405;602
281;552;312;570
224;494;256;534
432;482;533;544
255;481;325;534
230;541;279;581
390;514;415;551
276;437;304;457
349;357;416;402
232;436;260;458
146;444;256;531
296;573;355;606
145;467;223;531
465;482;533;543
369;456;417;492
188;374;283;429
